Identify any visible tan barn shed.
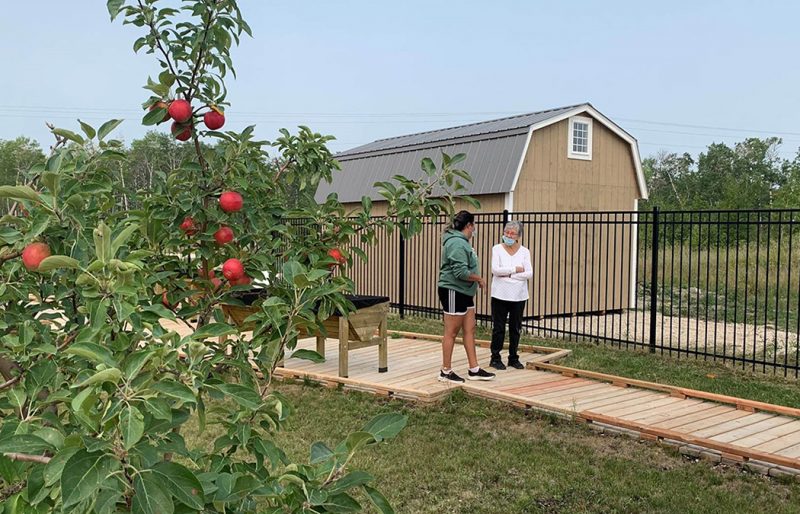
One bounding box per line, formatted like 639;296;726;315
315;103;648;318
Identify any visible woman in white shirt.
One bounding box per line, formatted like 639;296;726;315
490;220;533;370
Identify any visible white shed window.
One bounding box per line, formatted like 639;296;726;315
568;116;592;160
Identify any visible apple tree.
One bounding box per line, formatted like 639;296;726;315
0;1;476;512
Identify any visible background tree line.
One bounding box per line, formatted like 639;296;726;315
640;138;800;211
2;134;799;213
0;131;305;212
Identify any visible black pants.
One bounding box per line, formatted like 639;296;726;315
490;297;526;362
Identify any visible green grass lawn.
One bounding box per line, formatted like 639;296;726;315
181;314;800;512
184;384;800;514
387;314;800;409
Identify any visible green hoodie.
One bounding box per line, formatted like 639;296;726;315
438;229;479;296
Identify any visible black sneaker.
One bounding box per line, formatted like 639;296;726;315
438;370;465;383
467;368;496;381
489;360;507;370
508;360;525;370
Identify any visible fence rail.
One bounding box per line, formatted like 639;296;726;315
343;208;800;377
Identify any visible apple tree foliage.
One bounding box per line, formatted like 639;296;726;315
0;1;477;512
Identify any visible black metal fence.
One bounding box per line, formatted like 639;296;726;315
346;209;800;377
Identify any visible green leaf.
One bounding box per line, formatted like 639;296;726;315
361;195;372;213
111;223;139;255
420;157;437;176
330;471;373;494
36;255;80;272
151;380;196;405
107;0;125;21
132;472;174;514
0;434;54;454
61;450;108;507
0;185;42;203
98;119;123;140
142;304;175;321
153;462;205;509
7;388;26;409
363;485;395;514
78;120;96;140
123;350;154;380
142;108;168;127
320;493;361;513
211;383;261;410
65;342;116;368
74;368;122;388
191;322;237;340
310;441;334;464
144;399;172;421
290;349;325;363
43;447;80;486
362;413;407;442
120;405;145;450
344;431;375;453
52;128;85;145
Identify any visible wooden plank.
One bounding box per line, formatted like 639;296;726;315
778;443;800;458
581;411;800;470
552;389;655;412
633;401;718;426
732;421;800;449
545;383;643;408
667;409;753;434
624;400;707;423
650;405;735;430
689;413;775;439
752;429;800;453
592;396;682;418
530;361;800;418
338;315;349;378
501;376;584;395
528;383;609;402
709;416;797;444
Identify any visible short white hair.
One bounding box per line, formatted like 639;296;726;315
504;220;523;236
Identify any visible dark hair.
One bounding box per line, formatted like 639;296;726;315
451;210;474;231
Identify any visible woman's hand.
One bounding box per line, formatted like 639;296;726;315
477;277;486;289
515;266;524;273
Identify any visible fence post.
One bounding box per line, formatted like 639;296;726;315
502;209;509;226
649;207;659;353
398;227;406;319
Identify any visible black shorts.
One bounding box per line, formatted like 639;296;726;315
438;287;475;316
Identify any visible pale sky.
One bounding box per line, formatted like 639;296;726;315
2;1;799;159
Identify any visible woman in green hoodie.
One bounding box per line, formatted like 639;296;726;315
436;210;496;383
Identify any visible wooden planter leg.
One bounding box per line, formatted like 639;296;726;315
378;317;388;373
338;316;349;378
316;334;326;358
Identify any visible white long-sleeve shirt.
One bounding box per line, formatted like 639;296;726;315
490;244;533;302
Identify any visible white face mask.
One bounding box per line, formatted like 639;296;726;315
472;226;477;236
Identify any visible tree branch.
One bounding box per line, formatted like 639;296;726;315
0;250;21;264
139;0;187;93
3;452;51;464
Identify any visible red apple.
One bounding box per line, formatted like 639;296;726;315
214;226;234;245
198;266;216;279
211;277;223;289
168;99;192;123
229;275;251;287
22;242;51;271
222;258;245;281
327;248;346;265
203;109;225;130
180;217;197;236
149;101;170;123
172;122;192;141
219;191;243;213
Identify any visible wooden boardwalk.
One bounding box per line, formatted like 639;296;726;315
277;333;800;474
